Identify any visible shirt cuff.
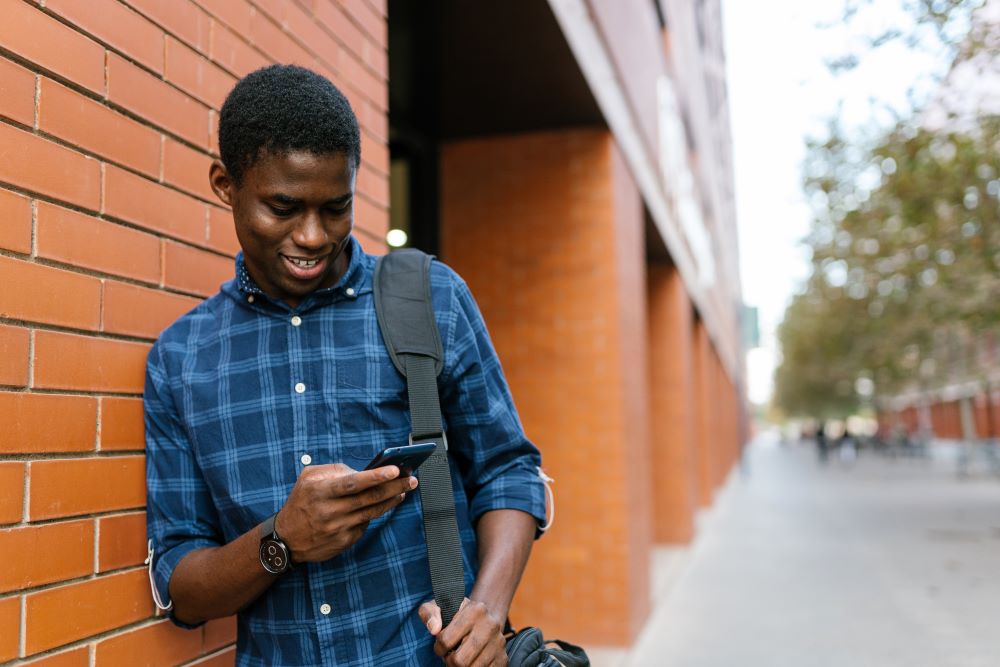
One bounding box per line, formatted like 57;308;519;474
468;467;548;539
152;538;219;629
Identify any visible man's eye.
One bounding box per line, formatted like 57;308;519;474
269;205;295;217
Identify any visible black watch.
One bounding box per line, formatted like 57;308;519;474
259;513;292;575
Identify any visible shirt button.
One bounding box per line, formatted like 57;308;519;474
291;315;302;327
294;382;306;394
345;287;356;296
247;295;255;303
320;603;331;615
300;454;312;465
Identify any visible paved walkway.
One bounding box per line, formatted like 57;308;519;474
626;433;1000;667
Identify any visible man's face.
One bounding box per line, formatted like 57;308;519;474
211;150;356;308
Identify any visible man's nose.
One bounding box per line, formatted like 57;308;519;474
291;210;327;249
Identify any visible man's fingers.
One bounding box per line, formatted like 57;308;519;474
435;598;473;657
329;466;397;496
345;492;408;525
343;476;417;515
419;600;443;636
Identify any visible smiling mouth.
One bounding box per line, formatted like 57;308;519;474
282;253;330;280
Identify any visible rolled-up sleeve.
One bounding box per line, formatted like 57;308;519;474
438;272;547;535
145;341;222;625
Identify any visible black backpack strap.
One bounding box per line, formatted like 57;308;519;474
373;249;466;627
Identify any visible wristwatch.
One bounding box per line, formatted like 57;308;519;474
259;513;292;575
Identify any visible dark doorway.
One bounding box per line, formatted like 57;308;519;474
387;0;603;257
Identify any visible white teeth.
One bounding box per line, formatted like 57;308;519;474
289;258;318;268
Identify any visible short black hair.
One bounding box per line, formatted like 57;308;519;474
218;64;361;184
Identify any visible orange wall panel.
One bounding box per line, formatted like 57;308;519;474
440;128;652;646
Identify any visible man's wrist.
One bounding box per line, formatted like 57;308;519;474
468;589;510;624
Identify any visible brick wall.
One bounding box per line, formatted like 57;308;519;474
439;128;654;645
647;264;698;543
0;1;388;663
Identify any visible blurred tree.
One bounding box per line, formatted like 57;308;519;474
775;0;999;417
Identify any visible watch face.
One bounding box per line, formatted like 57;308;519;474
260;539;290;574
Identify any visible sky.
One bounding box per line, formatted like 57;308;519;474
720;0;954;405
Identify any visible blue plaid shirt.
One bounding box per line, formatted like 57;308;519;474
145;236;546;666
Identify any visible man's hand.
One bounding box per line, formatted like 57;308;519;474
419;598;507;667
275;463;417;562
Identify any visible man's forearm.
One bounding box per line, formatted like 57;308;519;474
168;522;277;625
469;509;537;621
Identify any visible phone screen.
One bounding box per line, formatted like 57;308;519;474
364;442;437;475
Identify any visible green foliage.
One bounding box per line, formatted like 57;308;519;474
776;115;1000;416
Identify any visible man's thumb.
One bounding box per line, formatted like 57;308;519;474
419;601;442;636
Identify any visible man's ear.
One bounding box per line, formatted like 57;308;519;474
209;160;234;207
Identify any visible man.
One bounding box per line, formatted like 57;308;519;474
146;64;547;666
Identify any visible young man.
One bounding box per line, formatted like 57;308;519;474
145;65;546;666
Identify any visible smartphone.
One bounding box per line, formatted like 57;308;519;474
364;442;437;476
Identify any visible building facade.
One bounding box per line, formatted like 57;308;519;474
0;0;745;663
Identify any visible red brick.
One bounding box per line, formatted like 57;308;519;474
249;10;312;66
0;393;98;454
103;281;201;339
97;512;147;572
107;53;211;149
206;205;240;256
124;0;211;53
210;108;220;156
209;18;269;77
365;40;388;81
36;202;161;284
164;139;216;201
250;0;285;23
165;36;237;110
28;456;146;521
0;325;30;387
282;1;341;69
363;133;389;174
21;646;90;667
357;163;389;207
339;0;386;49
195;0;252;37
104;165;207;246
314;2;366;63
163;241;233;297
46;0;165;75
190;648;236;666
0;255;102;330
0;595;19;662
0;188;32;254
0;0;105;94
0;462;25;525
100;397;145;452
33;331;150;394
354;195;388;240
0;123;101;211
39;78;161;178
0;520;94;594
95;618;203;666
203;615;236;651
337;48;381;111
0;56;36;126
24;569;153;655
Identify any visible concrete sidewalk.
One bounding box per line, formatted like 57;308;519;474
619;434;1000;667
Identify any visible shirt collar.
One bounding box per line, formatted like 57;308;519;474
232;235;368;304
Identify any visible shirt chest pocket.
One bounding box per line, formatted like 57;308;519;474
332;352;412;468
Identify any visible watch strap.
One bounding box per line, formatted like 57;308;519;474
260;512;278;540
